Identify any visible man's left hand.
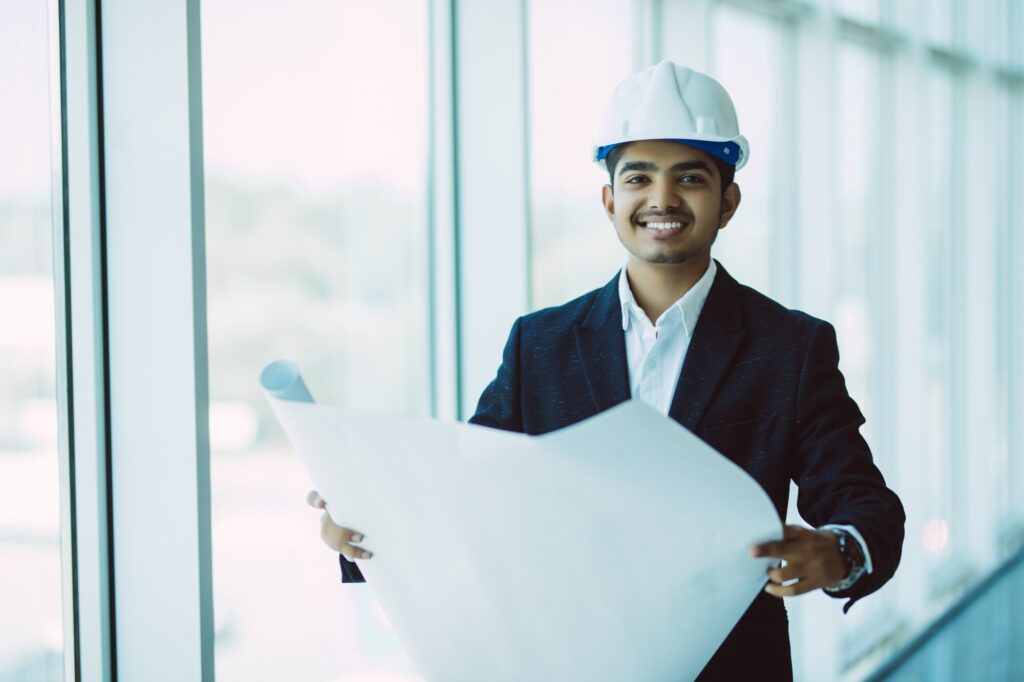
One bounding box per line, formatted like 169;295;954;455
749;524;846;597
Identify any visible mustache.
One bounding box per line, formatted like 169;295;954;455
635;210;693;222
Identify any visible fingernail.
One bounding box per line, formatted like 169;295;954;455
362;551;373;559
351;533;363;543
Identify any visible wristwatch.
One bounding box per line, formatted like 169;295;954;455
824;527;866;592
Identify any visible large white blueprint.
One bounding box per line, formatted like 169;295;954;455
261;360;782;681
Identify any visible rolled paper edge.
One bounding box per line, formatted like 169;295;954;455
260;360;314;403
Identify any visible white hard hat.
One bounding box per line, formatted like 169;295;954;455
594;60;749;171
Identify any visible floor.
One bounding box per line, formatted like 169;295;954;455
873;552;1024;681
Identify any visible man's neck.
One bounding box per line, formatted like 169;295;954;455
625;253;712;324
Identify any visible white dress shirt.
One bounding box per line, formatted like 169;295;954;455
617;259;873;586
619;259;717;416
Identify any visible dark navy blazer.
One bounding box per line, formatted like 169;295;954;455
341;261;905;680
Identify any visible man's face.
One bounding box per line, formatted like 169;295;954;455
601;140;740;268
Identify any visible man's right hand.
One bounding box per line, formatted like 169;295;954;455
306;490;373;560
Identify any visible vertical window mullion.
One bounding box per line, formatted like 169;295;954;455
454;0;530;419
59;0;117;679
99;0;214;678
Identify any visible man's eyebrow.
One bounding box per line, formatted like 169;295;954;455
617;160;657;176
669;160;715;175
617;160;716;176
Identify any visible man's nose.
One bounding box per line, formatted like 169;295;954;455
646;180;681;211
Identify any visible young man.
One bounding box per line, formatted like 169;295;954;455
309;61;905;680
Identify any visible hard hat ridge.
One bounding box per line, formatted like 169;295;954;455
594;60;749;171
630;61;696;139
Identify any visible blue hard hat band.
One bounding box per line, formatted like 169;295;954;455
597;139;742;167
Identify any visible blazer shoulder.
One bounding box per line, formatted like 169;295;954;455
519;276;616;337
733;279;830;340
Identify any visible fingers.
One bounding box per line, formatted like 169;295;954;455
764;579;816;598
750;540;790;559
750;525;814;559
767;562;802;585
760;526;843;598
764;561;816;598
318;512;373;560
307;491;373;560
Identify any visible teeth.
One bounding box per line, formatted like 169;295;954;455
644;222;684;230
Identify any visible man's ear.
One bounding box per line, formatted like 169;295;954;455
601;184;615;222
718;182;741;229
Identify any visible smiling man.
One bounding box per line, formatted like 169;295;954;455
311;61;905;680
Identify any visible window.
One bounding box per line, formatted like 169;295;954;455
836;0;880;25
0;1;65;679
526;0;636;311
709;5;789;299
202;2;430;678
920;66;957;579
833;43;881;463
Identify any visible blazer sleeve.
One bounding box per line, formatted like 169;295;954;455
467;317;524;433
339;554;365;583
792;320;906;612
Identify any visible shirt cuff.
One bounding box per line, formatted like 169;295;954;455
820;523;873;575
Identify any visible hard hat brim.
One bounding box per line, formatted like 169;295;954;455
594;138;747;170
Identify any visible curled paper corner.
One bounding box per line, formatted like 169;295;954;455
260;360;315;403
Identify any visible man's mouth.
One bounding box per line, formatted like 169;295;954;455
642;221;686;231
635;217;691;233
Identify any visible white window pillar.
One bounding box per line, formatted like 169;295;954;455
453;0;531;419
99;0;214;679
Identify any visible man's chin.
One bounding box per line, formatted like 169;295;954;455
639;251;693;265
632;242;716;266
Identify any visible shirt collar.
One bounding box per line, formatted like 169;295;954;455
618;258;718;337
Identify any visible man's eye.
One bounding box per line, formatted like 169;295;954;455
625;176;648;184
680;175;706;185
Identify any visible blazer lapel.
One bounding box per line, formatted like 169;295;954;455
668;261;747;431
573;274;631;414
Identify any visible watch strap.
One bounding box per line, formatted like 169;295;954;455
824;527;866;592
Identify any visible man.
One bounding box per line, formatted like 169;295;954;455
309;61;905;680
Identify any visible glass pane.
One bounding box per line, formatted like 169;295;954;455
0;1;65;680
922;67;956;571
925;0;954;46
1009;90;1024;522
835;0;880;24
834;44;879;455
956;73;1000;562
829;43;894;641
1016;0;1024;67
709;6;784;298
963;0;991;60
989;82;1013;528
201;2;431;679
526;0;635;310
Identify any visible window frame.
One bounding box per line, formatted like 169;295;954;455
53;0;117;679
